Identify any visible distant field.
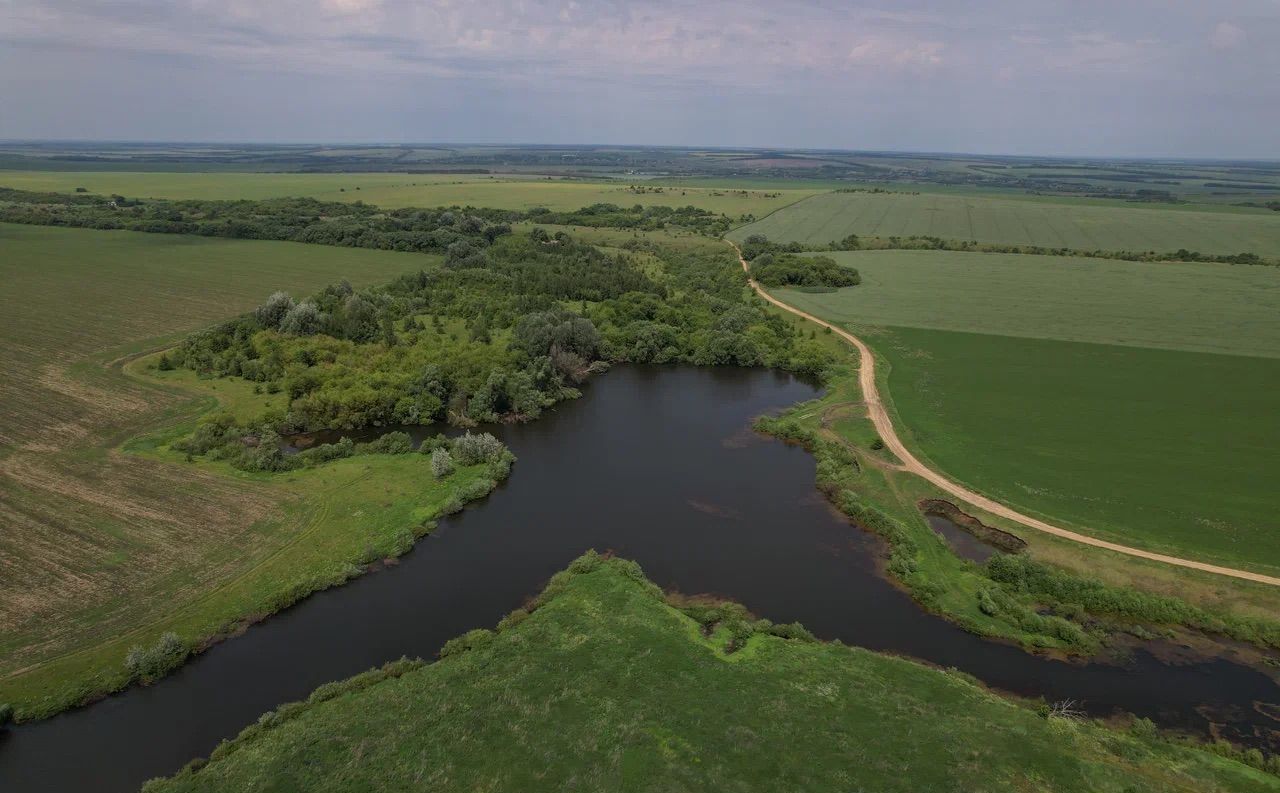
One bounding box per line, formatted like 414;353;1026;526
730;191;1280;256
149;558;1275;793
770;249;1280;572
0;170;817;215
0;224;439;714
778;250;1280;358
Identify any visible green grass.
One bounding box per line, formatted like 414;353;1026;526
774;250;1280;358
729;190;1280;256
871;326;1280;574
0;224;447;718
0;170;817;215
147;556;1279;793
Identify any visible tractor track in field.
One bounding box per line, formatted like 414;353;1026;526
730;239;1280;588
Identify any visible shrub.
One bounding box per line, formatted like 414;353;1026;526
458;478;497;501
296;436;355;466
238;430;298;473
125;632;189;683
430;448;454;478
451;431;507;466
173;411;243;456
0;702;12;728
417;433;451;453
360;431;413;455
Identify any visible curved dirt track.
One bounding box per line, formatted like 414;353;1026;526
731;241;1280;587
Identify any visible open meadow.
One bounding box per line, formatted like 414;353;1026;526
0;224;458;716
0;170;817;216
730;190;1280;256
772;249;1280;574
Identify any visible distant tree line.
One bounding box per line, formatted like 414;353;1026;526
0;188;734;246
740;231;1275;267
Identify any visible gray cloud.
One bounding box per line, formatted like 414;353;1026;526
1;0;1277;156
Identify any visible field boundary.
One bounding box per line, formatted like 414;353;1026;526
730;240;1280;588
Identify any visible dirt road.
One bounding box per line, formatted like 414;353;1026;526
732;241;1280;587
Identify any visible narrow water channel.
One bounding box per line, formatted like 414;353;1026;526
1;366;1276;792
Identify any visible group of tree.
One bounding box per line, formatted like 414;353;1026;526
739;235;861;288
167;225;839;461
0;189;734;246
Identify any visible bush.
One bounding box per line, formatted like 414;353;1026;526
360;431;414;455
0;702;12;728
430;448;454;478
173;411;243;456
451;431;507;466
417;433;451;453
238;430;298;473
125;632;189;683
296;436;355;466
458;477;497;501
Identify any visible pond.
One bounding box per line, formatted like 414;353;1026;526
1;366;1276;792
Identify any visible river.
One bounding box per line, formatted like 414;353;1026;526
1;366;1275;792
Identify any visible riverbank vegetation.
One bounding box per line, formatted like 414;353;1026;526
163;224;837;462
145;555;1280;793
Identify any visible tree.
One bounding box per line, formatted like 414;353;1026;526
340;294;381;342
254;291;296;329
430;448;454;479
381;315;399;348
451;432;507;466
512;309;600;361
279;301;326;336
469;315;492;344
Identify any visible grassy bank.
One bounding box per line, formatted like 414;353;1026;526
146;554;1280;793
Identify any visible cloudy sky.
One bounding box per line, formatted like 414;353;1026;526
2;0;1277;157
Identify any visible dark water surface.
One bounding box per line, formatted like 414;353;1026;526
1;366;1276;792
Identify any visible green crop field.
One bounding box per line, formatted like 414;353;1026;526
771;250;1280;573
147;557;1278;793
0;224;463;717
0;170;817;215
777;250;1280;357
729;190;1280;256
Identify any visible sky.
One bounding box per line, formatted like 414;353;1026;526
1;0;1278;158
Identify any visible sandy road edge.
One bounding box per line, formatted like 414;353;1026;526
730;240;1280;588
